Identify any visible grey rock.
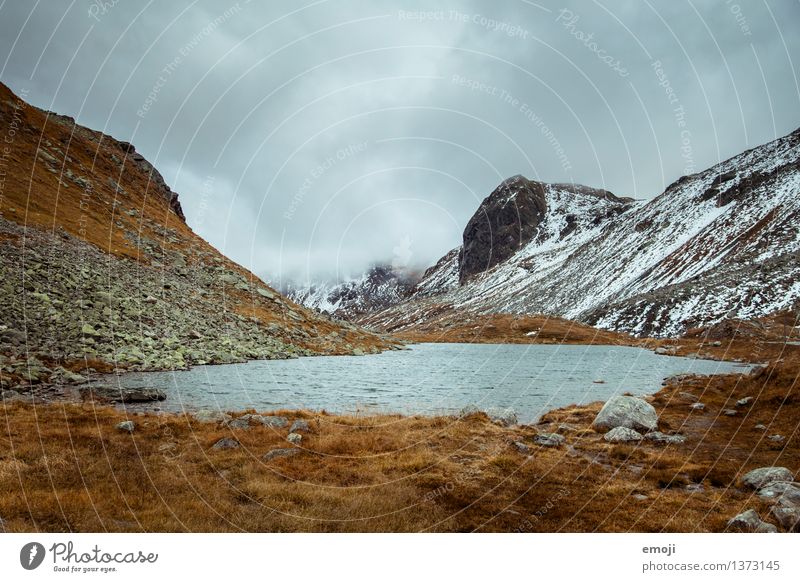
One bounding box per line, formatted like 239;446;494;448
226;418;251;430
487;407;518;427
116;420;135;433
727;509;777;533
287;432;302;444
458;404;482;417
677;391;699;402
690;402;705;411
80;385;166;403
512;441;530;454
532;433;565;447
754;423;767;430
723;409;737;416
632;494;649;501
736;397;754;407
192;410;232;424
263;448;299;461
592;395;658;433
757;482;800;504
741;467;794;490
289;419;310;433
603;426;643;443
770;506;800;532
645;431;687;445
258;415;288;428
768;434;785;444
212;438;239;450
256;287;276;299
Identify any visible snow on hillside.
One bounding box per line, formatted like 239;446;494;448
359;127;800;337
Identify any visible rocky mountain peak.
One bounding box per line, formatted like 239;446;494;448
458;176;548;283
457;175;631;283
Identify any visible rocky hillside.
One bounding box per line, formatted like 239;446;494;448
285;264;421;319
0;82;396;393
355;128;800;338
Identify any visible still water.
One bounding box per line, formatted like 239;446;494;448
109;343;750;422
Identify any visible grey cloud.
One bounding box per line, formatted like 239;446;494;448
1;0;797;284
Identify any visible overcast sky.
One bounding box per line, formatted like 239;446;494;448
1;1;798;285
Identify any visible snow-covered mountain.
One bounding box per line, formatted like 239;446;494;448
355;127;800;337
285;264;421;319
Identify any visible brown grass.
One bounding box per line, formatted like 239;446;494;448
385;311;633;346
2;345;797;532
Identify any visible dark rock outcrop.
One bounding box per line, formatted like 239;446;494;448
458;176;548;282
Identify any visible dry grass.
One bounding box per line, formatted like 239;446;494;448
386;311;633;346
2;343;797;532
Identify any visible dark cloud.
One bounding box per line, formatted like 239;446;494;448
1;0;798;285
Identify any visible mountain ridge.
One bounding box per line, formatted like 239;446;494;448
294;127;800;338
0;82;397;394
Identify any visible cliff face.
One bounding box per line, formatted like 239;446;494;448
0;82;396;393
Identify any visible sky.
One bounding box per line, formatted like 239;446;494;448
1;0;798;286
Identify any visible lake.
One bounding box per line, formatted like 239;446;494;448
105;343;752;422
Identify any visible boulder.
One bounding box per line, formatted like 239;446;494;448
226;418;251;430
458;404;482;417
645;432;686;445
80;386;166;403
289;419;310;433
736;397;754;407
211;438;239;450
603;427;643;443
259;415;288;428
487;407;518;427
592;395;657;433
723;409;737;416
263;448;300;461
741;467;794;490
757;482;800;504
770;506;800;532
192;410;232;424
115;420;135;433
727;509;777;533
287;432;302;444
532;433;565;447
512;441;530;454
690;402;705;411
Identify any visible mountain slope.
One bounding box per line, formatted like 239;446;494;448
285;264;420;319
358;128;800;337
0;82;395;392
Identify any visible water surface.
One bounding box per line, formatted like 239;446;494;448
109;343;751;422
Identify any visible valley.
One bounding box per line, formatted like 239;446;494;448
0;81;798;534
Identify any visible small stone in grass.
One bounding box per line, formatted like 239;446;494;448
116;420;135;433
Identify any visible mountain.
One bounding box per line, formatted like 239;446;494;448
285;264;421;319
354;128;800;337
0;82;396;391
